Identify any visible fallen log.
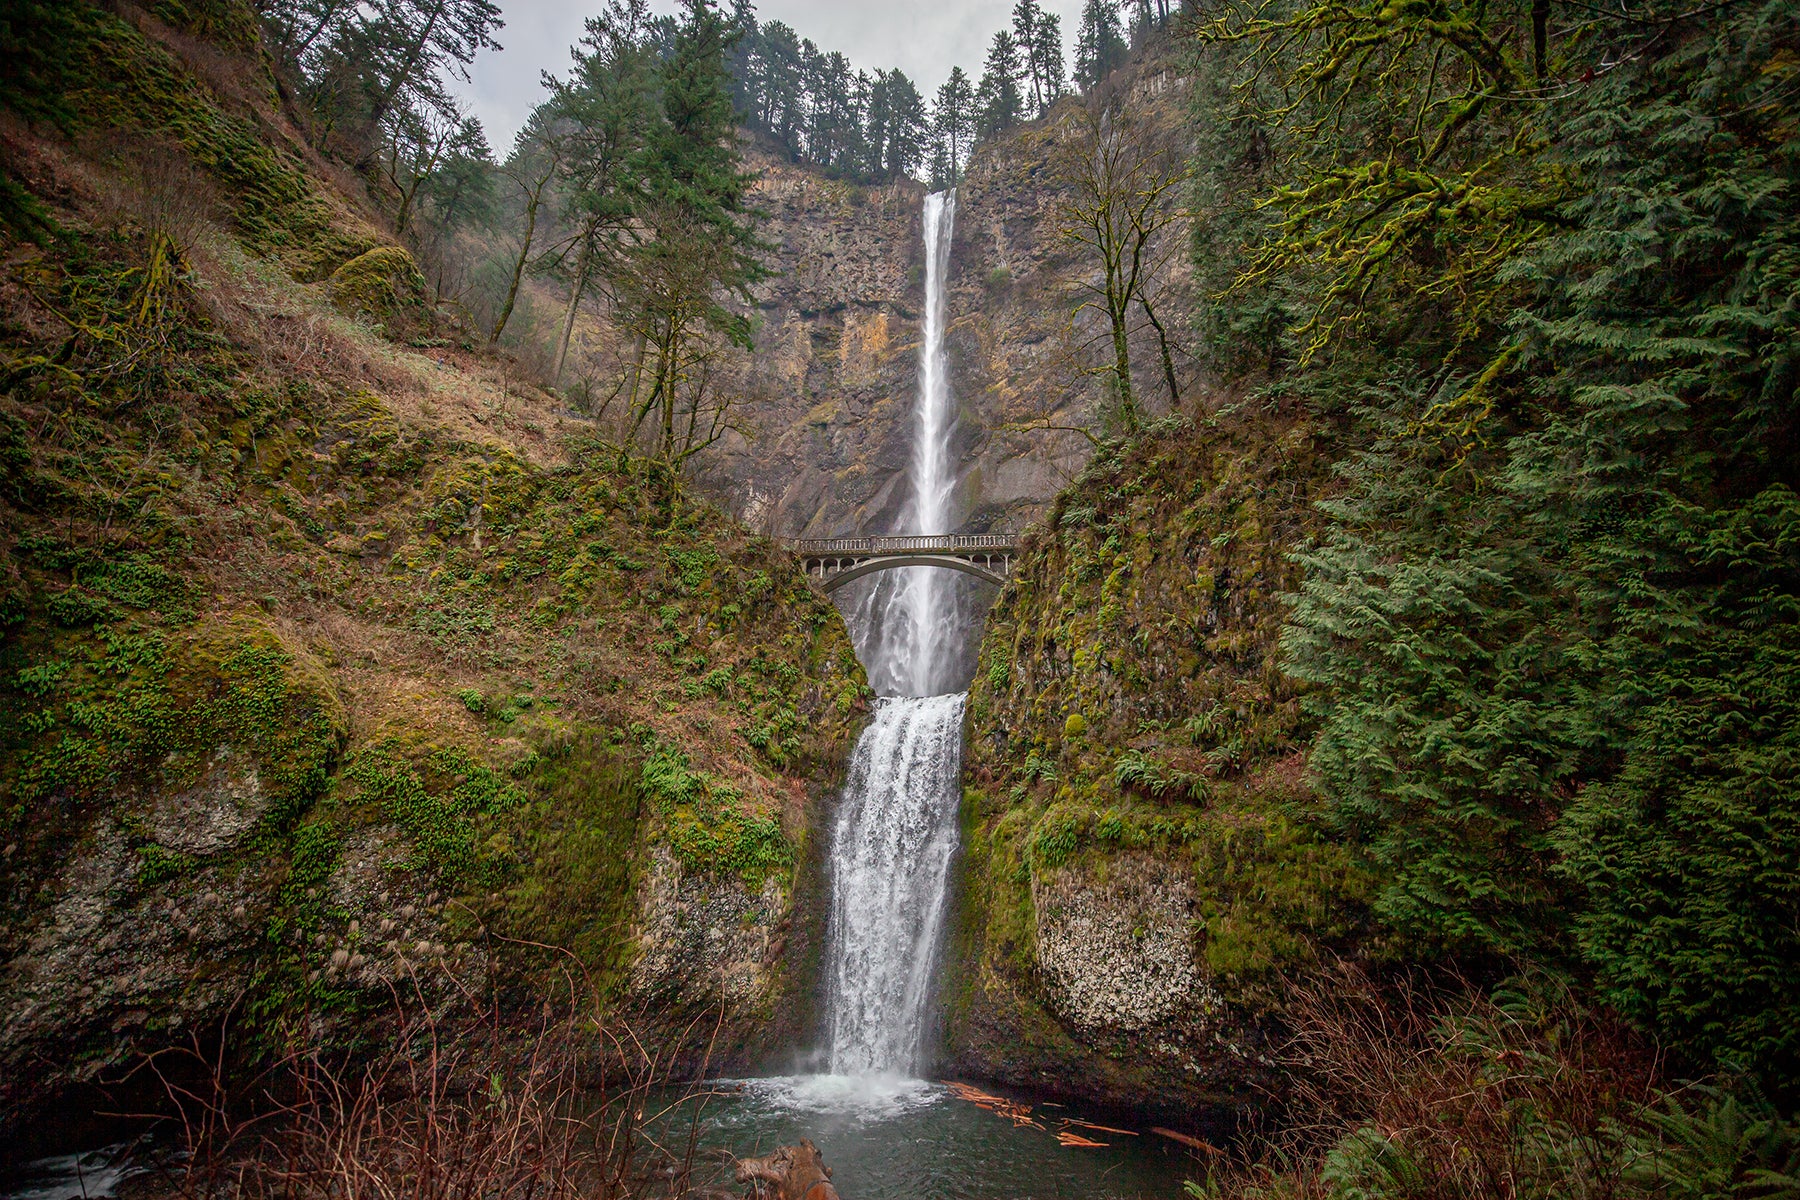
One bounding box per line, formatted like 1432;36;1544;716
1151;1127;1221;1155
735;1139;841;1200
1061;1118;1138;1136
1057;1131;1108;1148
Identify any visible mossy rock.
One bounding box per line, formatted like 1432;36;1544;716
328;247;432;338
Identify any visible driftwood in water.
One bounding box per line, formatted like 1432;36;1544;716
735;1139;841;1200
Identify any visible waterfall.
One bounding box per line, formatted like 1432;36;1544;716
856;190;964;697
824;693;965;1073
823;191;966;1076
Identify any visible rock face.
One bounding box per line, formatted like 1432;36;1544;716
633;845;790;1012
941;411;1373;1113
698;50;1197;545
1033;854;1217;1038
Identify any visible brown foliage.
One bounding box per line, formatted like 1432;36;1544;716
1199;966;1664;1200
133;979;739;1200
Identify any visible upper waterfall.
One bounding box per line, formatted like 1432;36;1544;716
853;189;966;697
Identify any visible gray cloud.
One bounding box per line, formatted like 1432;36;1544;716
454;0;1088;153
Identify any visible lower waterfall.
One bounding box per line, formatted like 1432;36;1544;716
824;693;966;1074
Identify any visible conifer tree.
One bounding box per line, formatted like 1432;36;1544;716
880;70;927;181
975;29;1025;138
1204;0;1800;1079
544;0;659;380
1030;11;1065;111
932;66;975;185
615;0;767;480
1011;0;1045;112
754;20;805;152
1073;0;1126;92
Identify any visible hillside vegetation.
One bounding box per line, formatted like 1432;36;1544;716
957;0;1800;1189
0;0;864;1138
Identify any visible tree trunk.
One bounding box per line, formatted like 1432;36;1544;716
552;237;592;384
1532;0;1549;82
366;0;448;134
1109;301;1136;430
489;187;541;345
291;0;353;58
1141;294;1179;406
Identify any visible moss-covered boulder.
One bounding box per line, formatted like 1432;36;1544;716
942;411;1372;1113
0;613;346;1127
328;246;432;338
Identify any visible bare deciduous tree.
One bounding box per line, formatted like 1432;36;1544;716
489;131;560;346
1056;100;1187;433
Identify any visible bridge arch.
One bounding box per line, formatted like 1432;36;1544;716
820;554;1006;592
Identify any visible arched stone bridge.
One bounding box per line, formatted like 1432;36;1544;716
786;535;1017;592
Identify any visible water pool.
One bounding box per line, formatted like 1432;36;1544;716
654;1073;1206;1200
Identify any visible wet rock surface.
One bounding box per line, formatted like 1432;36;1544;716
1033;855;1217;1037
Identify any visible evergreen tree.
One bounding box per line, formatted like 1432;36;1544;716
932;66;975;186
616;0;767;477
358;0;505;134
1205;0;1800;1080
863;69;893;178
755;20;805;152
880;69;927;181
1011;0;1045;112
1030;10;1065;112
1073;0;1126;92
975;28;1025;138
543;0;659;379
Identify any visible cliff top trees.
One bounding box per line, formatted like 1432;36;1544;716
976;29;1026;139
1012;0;1066;116
858;69;929;182
1073;0;1127;93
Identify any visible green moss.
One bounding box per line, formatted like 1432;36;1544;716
343;740;526;891
1193;808;1372;979
134;842;196;887
51;2;374;275
2;613;343;827
495;731;642;995
328;246;431;336
148;0;262;51
639;744;794;887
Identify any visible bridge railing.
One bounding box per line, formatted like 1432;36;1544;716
788;534;1014;555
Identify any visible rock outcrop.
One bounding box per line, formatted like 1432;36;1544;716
942;410;1372;1113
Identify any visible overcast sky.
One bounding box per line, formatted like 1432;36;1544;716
454;0;1089;153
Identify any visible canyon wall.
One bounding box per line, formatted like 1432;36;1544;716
0;0;866;1141
698;51;1196;541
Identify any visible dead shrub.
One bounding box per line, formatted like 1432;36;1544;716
1190;966;1800;1200
1192;966;1662;1200
134;973;738;1200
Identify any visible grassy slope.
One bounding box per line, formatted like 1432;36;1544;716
0;0;865;1133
